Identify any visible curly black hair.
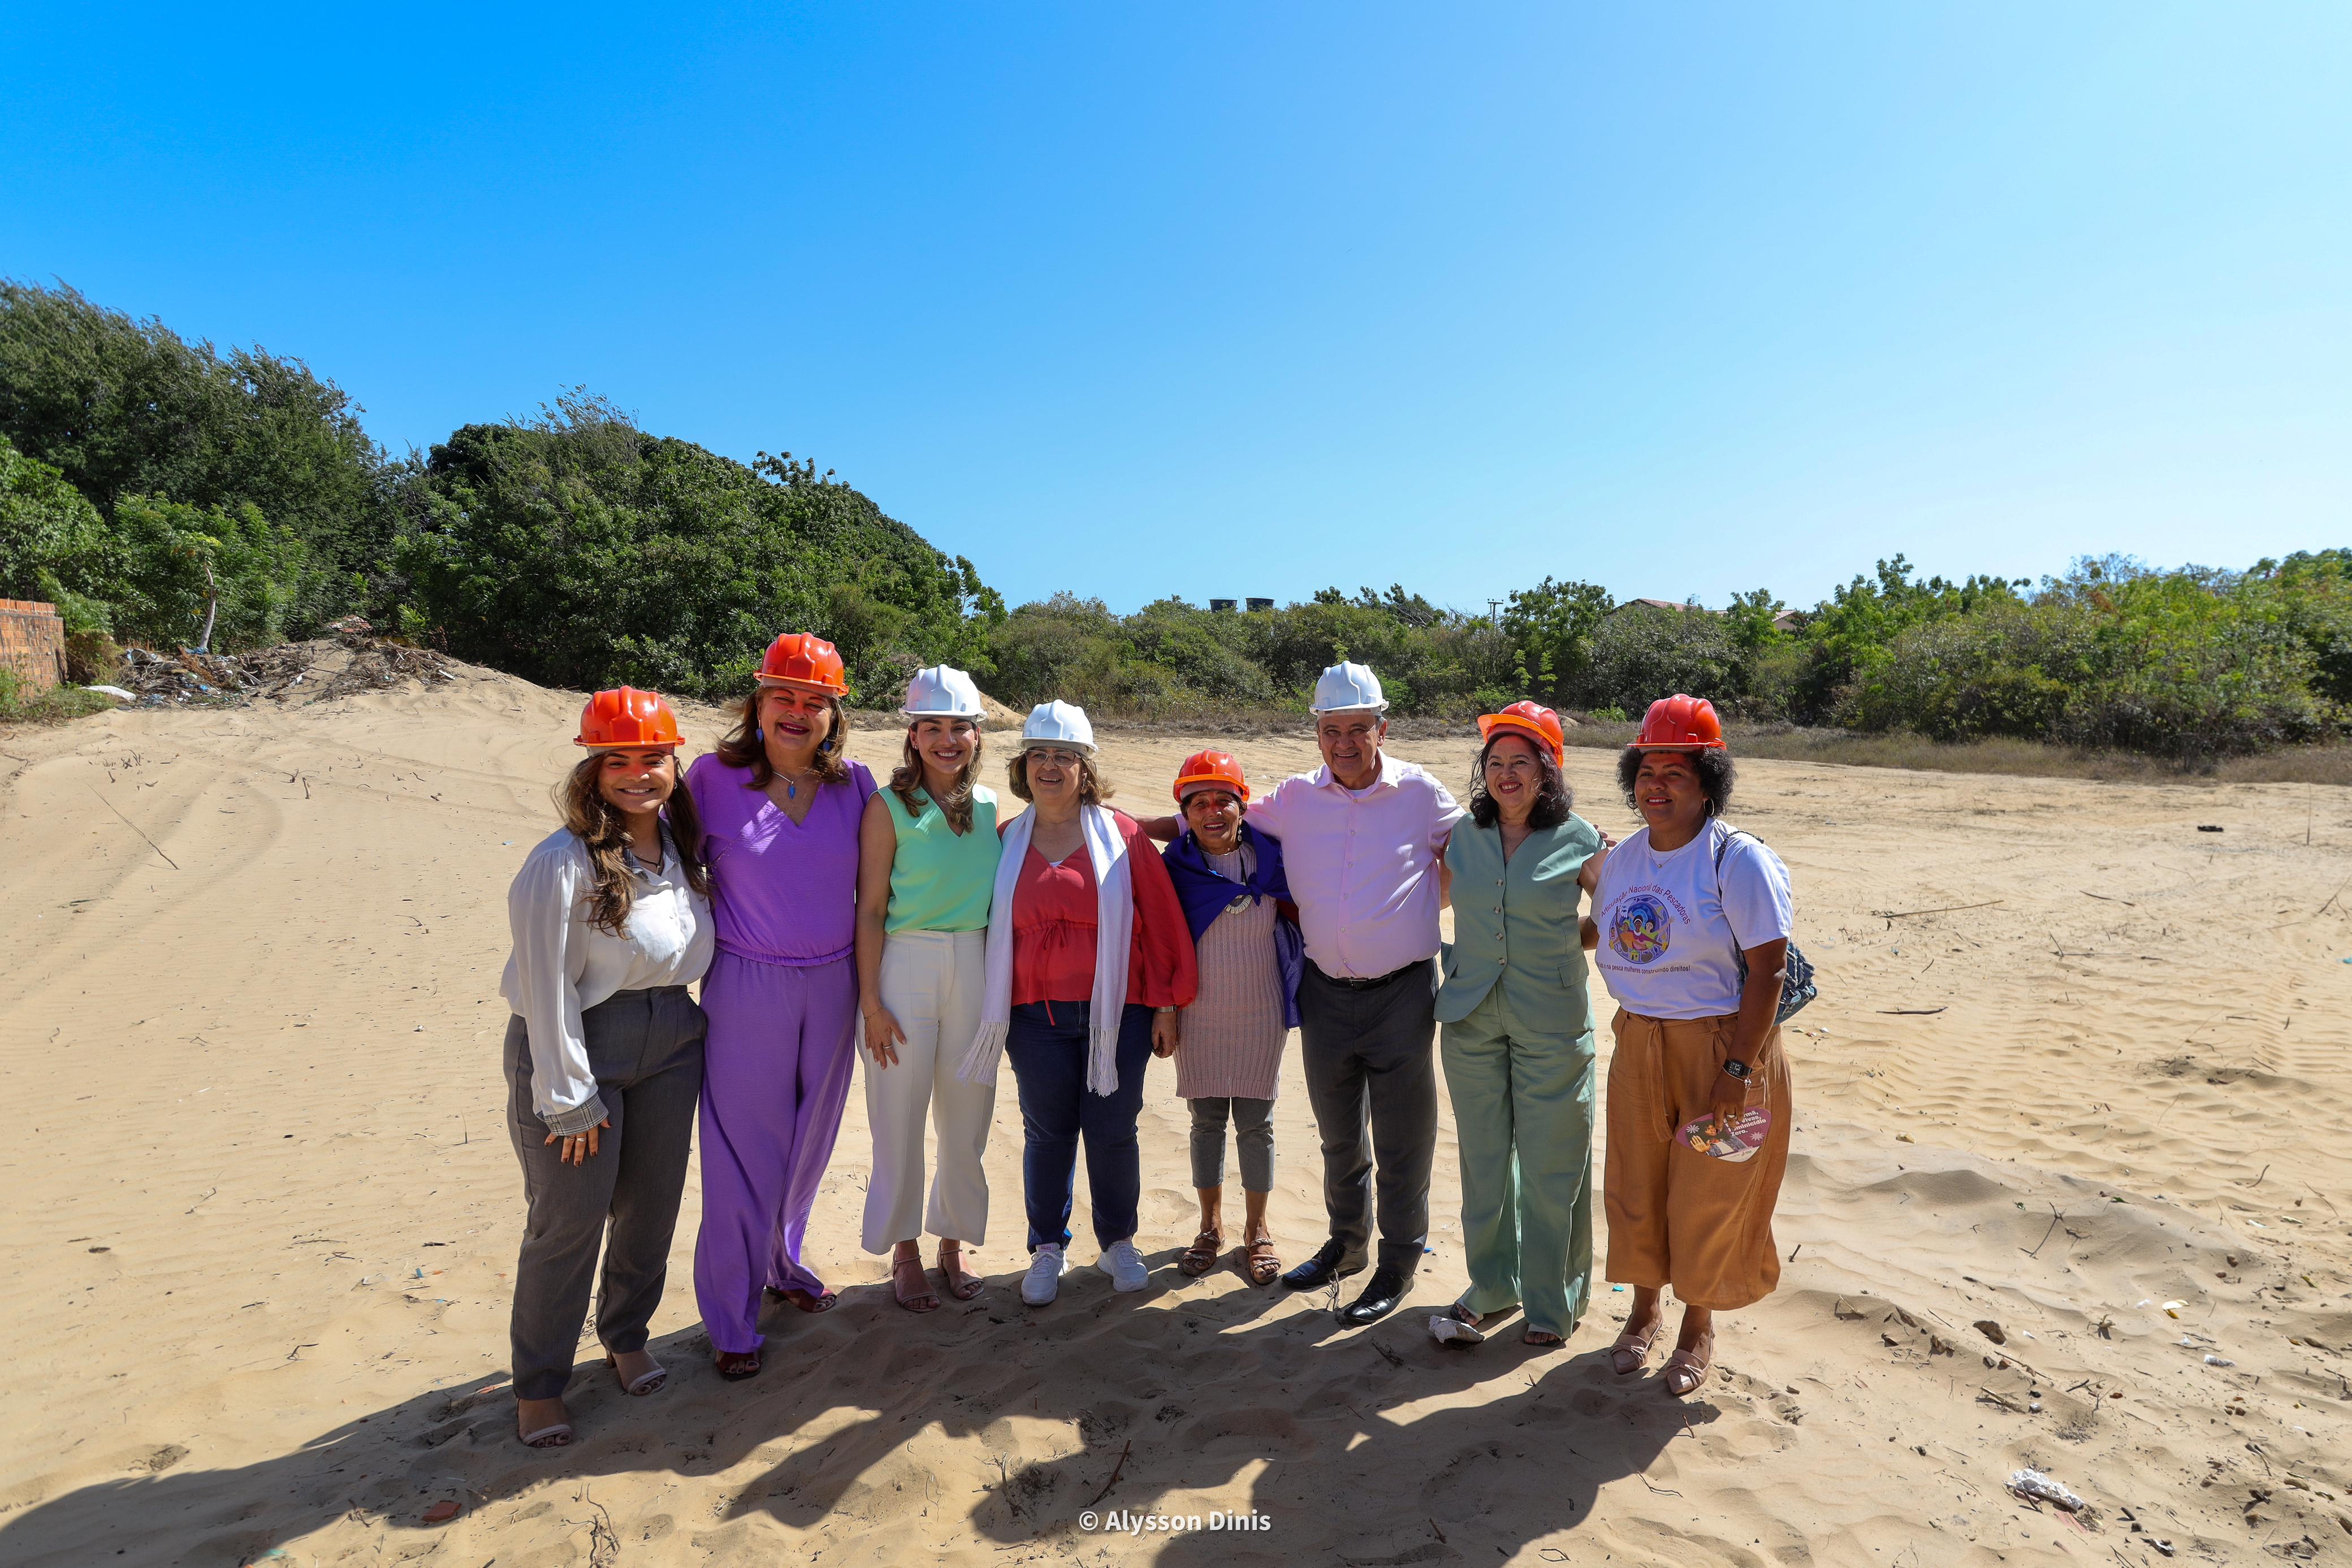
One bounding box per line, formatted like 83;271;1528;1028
1615;746;1737;818
1468;734;1574;829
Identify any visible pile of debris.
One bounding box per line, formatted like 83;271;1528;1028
110;620;459;708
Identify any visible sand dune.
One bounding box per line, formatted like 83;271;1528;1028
3;664;2349;1566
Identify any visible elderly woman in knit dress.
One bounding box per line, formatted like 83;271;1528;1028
1160;751;1303;1285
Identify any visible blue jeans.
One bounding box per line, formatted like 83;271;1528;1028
1004;1000;1155;1253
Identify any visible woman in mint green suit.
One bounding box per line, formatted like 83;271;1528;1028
1436;702;1606;1347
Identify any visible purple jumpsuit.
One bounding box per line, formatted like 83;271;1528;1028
687;752;875;1355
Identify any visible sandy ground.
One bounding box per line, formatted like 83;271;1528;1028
3;662;2350;1567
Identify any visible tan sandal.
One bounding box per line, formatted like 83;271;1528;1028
891;1253;940;1313
1610;1318;1662;1376
1242;1236;1281;1287
1178;1228;1223;1277
714;1348;762;1381
936;1241;984;1301
1663;1345;1713;1396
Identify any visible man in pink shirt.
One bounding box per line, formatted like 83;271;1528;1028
1233;662;1463;1325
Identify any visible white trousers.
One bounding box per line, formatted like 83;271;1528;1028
861;929;995;1251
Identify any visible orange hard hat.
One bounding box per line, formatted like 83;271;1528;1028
1172;749;1250;804
1631;693;1726;750
758;631;849;695
1476;700;1566;764
576;686;683;750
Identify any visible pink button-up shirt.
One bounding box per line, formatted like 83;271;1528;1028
1242;752;1464;980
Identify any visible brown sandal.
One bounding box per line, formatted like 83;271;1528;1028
1178;1229;1224;1277
891;1253;940;1313
768;1285;837;1314
936;1242;984;1301
714;1349;762;1381
1242;1236;1281;1286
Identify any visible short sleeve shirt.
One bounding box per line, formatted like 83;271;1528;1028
1591;820;1793;1020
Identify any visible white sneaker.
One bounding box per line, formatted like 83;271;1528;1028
1022;1244;1068;1306
1099;1237;1150;1293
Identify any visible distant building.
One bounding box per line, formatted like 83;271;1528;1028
1210;598;1238;613
1615;597;1709;615
1771;609;1806;632
1246;597;1274;613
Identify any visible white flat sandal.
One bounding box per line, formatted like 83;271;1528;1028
518;1419;574;1448
605;1353;667;1396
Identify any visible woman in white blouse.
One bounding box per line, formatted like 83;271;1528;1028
499;687;715;1448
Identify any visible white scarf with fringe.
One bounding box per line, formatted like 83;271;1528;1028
957;802;1133;1094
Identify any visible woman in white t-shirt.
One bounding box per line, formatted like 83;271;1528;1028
1590;694;1793;1398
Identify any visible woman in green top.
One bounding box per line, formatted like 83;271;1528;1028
855;666;1005;1311
1436;702;1607;1348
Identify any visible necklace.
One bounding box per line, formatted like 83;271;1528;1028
776;766;819;801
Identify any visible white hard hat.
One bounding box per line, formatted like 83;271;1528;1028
1309;661;1389;714
900;665;985;720
1020;699;1096;753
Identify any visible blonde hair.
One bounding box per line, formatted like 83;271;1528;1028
557;753;710;937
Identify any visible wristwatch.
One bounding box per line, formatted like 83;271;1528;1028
1719;1058;1752;1082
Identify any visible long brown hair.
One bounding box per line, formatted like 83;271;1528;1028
888;721;985;834
714;685;852;790
559;753;711;937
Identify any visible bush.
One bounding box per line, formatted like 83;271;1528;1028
0;279;390;625
0;433;114;632
108;493;314;651
391;396;997;700
1575;604;1741;714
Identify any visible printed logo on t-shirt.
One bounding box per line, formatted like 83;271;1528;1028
1607;886;1685;966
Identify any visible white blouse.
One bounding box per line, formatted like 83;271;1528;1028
499;824;714;1133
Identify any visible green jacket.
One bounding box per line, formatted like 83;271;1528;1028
1436;813;1603;1032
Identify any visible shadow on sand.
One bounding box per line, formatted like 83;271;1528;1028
3;1250;1696;1565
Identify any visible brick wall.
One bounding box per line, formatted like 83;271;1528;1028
0;599;67;695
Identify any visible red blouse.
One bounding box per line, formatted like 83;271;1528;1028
1008;810;1199;1010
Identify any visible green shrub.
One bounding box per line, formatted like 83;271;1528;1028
1575;604;1741;714
108;493;314;651
390;397;997;700
0;280;390;625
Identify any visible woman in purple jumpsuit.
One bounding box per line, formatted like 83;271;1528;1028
686;632;875;1380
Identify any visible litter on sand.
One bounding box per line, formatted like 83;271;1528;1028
2007;1469;2087;1512
1429;1314;1486;1347
2203;1353;2236;1367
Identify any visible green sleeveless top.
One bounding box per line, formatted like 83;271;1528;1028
881;783;1002;934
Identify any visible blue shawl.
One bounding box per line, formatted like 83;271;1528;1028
1162;820;1303;1029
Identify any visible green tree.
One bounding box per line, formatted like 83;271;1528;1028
392;396;996;699
0;280;391;623
0;432;114;633
1500;577;1612;702
108;494;312;651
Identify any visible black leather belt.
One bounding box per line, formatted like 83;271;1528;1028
1309;959;1425;991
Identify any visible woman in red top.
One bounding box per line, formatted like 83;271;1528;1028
954;701;1195;1307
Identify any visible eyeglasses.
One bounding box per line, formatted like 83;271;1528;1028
1028;748;1086;768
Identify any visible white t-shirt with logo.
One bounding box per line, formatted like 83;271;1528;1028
1592;820;1793;1020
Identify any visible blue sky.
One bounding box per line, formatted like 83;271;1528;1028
6;3;2347;615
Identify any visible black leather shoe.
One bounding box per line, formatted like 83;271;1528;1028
1335;1267;1411;1326
1279;1240;1365;1292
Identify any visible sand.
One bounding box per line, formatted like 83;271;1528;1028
3;662;2349;1567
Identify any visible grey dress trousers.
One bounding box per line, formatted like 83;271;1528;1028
505;985;706;1401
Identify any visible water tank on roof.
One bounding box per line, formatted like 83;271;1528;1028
1210;599;1238;613
1246;597;1274;612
